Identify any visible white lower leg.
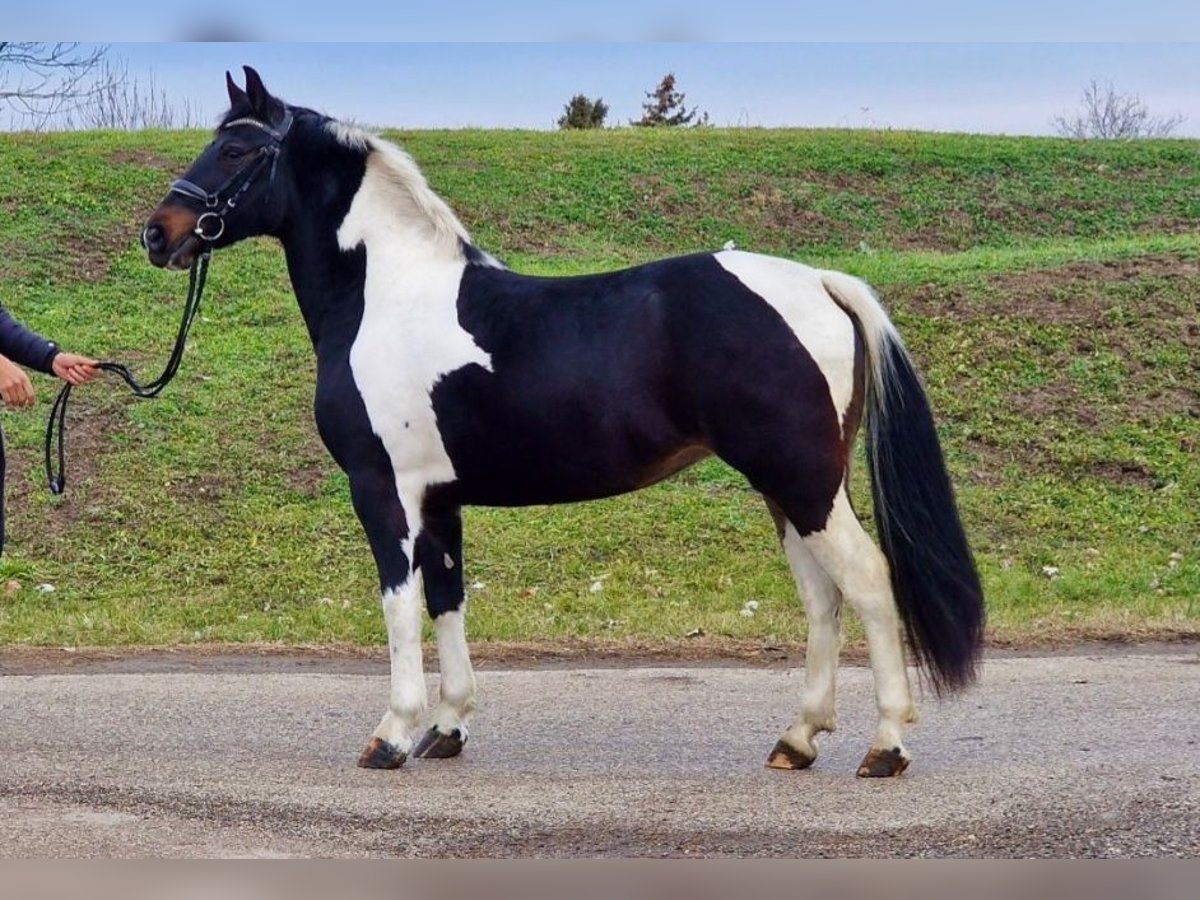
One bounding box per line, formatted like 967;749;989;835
861;610;918;752
853;578;918;752
431;607;477;735
779;524;842;758
804;494;917;755
373;575;427;753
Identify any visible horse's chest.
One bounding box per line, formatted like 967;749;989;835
348;295;492;482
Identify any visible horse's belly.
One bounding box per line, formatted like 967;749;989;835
441;417;709;507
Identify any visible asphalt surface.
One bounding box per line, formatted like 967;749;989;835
0;648;1196;857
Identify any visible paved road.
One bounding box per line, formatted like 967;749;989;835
0;649;1196;857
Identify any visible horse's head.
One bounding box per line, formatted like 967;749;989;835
143;66;294;269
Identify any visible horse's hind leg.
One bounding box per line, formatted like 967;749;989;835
797;489;918;777
764;499;843;771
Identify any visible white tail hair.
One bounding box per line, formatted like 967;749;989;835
819;270;902;412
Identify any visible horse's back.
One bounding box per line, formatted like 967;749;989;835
457;249;852;366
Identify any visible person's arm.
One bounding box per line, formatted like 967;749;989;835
0;304;59;375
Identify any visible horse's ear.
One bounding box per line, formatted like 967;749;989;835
226;70;248;108
242;65;284;124
243;66;266;98
243;66;270;109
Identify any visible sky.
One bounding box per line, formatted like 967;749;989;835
99;43;1200;137
8;2;1200;42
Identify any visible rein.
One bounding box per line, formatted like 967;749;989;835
43;251;211;497
0;110;295;557
44;110;294;499
0;255;209;557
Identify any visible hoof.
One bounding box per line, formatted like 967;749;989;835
856;747;910;778
765;738;816;771
413;726;467;760
357;737;408;769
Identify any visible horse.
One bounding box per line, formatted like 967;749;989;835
142;67;984;777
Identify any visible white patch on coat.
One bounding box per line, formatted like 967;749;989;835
337;152;493;491
714;250;858;427
779;520;842;752
431;608;477;734
373;576;427;751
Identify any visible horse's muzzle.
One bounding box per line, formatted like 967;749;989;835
143;205;202;270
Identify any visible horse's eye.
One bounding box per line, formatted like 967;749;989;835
220;144;248;161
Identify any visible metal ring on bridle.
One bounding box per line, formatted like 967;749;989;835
195;212;226;242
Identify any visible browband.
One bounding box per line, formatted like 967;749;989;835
220;108;294;142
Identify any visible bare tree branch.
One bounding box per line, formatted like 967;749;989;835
0;42;110;130
1053;79;1185;140
2;45;200;131
66;60;202;130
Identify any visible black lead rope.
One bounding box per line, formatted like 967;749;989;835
43;251;211;497
0;112;294;556
0;251;207;555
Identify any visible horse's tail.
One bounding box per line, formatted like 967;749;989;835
821;271;985;694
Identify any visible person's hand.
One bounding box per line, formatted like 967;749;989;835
51;352;100;386
0;355;35;408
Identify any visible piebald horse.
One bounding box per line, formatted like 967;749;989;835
143;68;984;777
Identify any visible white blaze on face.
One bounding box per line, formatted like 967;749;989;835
714;250;857;428
337;154;493;487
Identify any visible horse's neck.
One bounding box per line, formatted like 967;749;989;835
282;148;471;345
281;211;465;349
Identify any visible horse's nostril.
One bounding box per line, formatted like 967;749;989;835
143;223;166;253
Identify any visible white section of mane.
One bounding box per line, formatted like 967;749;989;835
326;120;472;261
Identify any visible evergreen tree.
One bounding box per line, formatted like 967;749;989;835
632;73;707;127
557;94;609;129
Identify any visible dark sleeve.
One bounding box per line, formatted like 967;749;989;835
0;304;59;375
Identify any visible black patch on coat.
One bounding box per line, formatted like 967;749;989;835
413;499;464;618
431;254;845;535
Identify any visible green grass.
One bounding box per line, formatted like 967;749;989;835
0;127;1196;649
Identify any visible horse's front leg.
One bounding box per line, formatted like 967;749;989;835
350;468;427;770
412;503;475;759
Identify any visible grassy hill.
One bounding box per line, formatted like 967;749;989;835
0;127;1196;650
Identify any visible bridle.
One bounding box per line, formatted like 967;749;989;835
151;108;294;246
